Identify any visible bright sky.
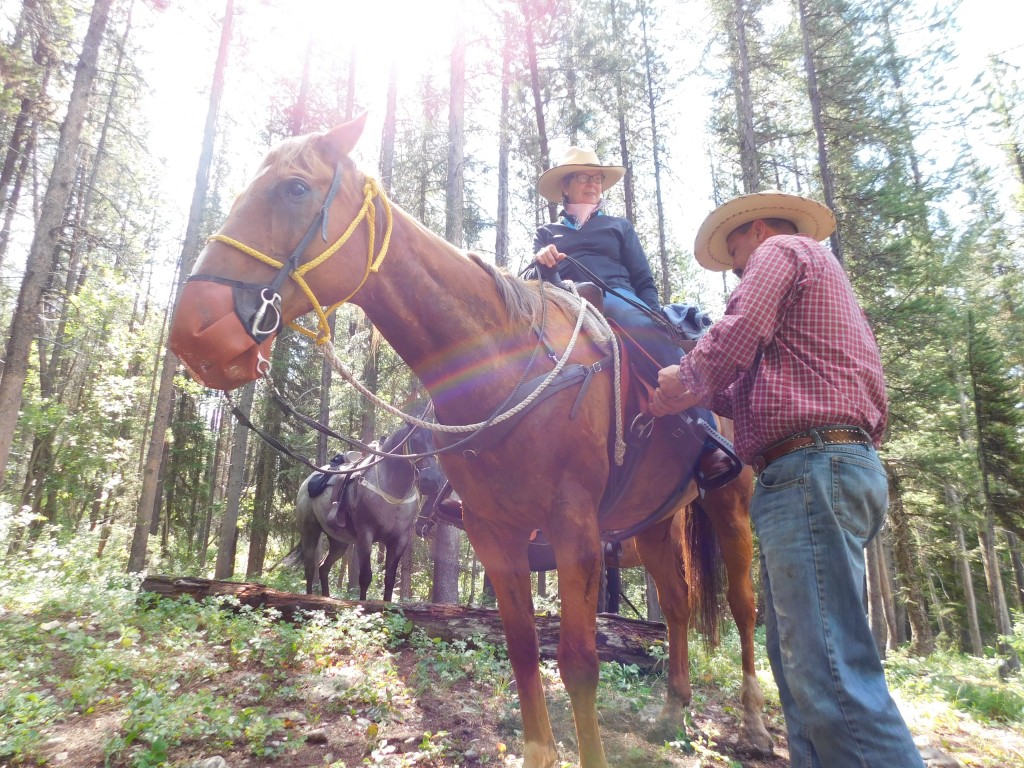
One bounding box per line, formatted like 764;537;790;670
129;0;1022;310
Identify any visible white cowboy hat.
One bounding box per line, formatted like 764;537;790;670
693;191;836;271
537;147;626;203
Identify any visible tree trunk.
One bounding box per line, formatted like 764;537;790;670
886;466;934;654
0;0;114;489
215;382;253;579
128;0;235;572
431;522;461;604
379;62;397;195
638;0;669;302
1006;532;1024;609
731;0;760;193
645;570;662;622
141;574;670;669
954;516;983;655
796;0;844;262
246;386;281;578
494;12;513;268
977;515;1013;637
874;531;900;652
866;535;887;655
428;17;469;606
521;0;556;223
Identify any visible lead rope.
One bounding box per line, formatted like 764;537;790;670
318;284;627;465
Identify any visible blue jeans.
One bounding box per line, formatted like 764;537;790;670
751;440;923;768
603;290;716;434
603;290;681;370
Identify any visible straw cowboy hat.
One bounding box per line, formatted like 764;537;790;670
693;191;836;271
537;147;626;203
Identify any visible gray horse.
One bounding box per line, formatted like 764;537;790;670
295;422;444;601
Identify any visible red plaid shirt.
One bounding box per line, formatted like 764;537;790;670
678;234;888;464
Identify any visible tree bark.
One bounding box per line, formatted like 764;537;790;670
731;0;760;193
0;0;114;489
638;0;669;302
521;0;556;223
140;574;670;669
796;0;844;262
953;515;983;655
866;535;887;655
1006;532;1024;609
494;12;513;268
215;381;253;579
429;16;468;606
128;0;235;572
886;466;934;654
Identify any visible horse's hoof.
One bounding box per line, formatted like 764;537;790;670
743;720;775;757
647;716;691;746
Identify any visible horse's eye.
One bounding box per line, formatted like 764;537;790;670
283;179;310;199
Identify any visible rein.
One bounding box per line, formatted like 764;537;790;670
225;386;433;475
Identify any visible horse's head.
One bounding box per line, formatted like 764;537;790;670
169;114;382;390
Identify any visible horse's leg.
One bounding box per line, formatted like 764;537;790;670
701;467;773;754
355;530;374;601
296;489;324;595
463;513;559;768
319;538;348;599
633;514;692;737
382;527;412;603
544;493;608;768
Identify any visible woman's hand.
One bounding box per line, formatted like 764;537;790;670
650;365;701;416
535;243;566;268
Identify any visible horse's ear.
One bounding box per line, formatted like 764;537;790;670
322;113;368;159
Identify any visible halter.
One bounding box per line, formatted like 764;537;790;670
188;162;394;346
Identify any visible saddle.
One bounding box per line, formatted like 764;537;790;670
308;452;364;537
421;283;741;569
308;450;363;498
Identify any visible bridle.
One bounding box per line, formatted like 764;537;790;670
187;161;394;353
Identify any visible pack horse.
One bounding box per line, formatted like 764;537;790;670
296;421;444;601
169;115;772;768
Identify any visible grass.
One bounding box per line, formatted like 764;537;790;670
2;513;1023;766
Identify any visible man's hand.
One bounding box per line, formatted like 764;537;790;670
535;243;566;268
650;364;701;416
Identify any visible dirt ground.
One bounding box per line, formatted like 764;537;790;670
32;643;788;768
30;638;1023;768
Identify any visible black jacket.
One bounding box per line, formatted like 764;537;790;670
534;212;661;311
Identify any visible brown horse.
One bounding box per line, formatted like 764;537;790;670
169;115;772;768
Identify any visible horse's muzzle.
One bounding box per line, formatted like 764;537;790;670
170;279;275;391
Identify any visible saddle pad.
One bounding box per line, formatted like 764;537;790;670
307;453;348;498
307;471;336;499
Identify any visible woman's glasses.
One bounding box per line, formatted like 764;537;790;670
571;172;606;185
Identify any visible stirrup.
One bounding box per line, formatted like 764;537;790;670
675;414;743;489
695;447;743;490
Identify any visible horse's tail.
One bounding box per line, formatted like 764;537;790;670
685;501;723;649
273;544;304;571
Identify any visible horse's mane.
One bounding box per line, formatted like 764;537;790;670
466;253;613;349
467;253;543;329
267;134;334;177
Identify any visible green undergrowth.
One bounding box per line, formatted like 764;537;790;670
2;516;1023;767
885;624;1024;725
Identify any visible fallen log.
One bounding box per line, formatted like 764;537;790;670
140;574;668;669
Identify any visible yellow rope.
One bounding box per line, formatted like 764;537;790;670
208;176;393;344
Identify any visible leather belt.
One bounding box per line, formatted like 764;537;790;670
751;426;871;475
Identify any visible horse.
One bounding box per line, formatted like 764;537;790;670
168;115;772;768
295;422;445;601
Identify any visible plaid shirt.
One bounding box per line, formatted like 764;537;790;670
678;234;888;464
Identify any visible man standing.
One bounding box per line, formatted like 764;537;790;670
650;191;924;767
